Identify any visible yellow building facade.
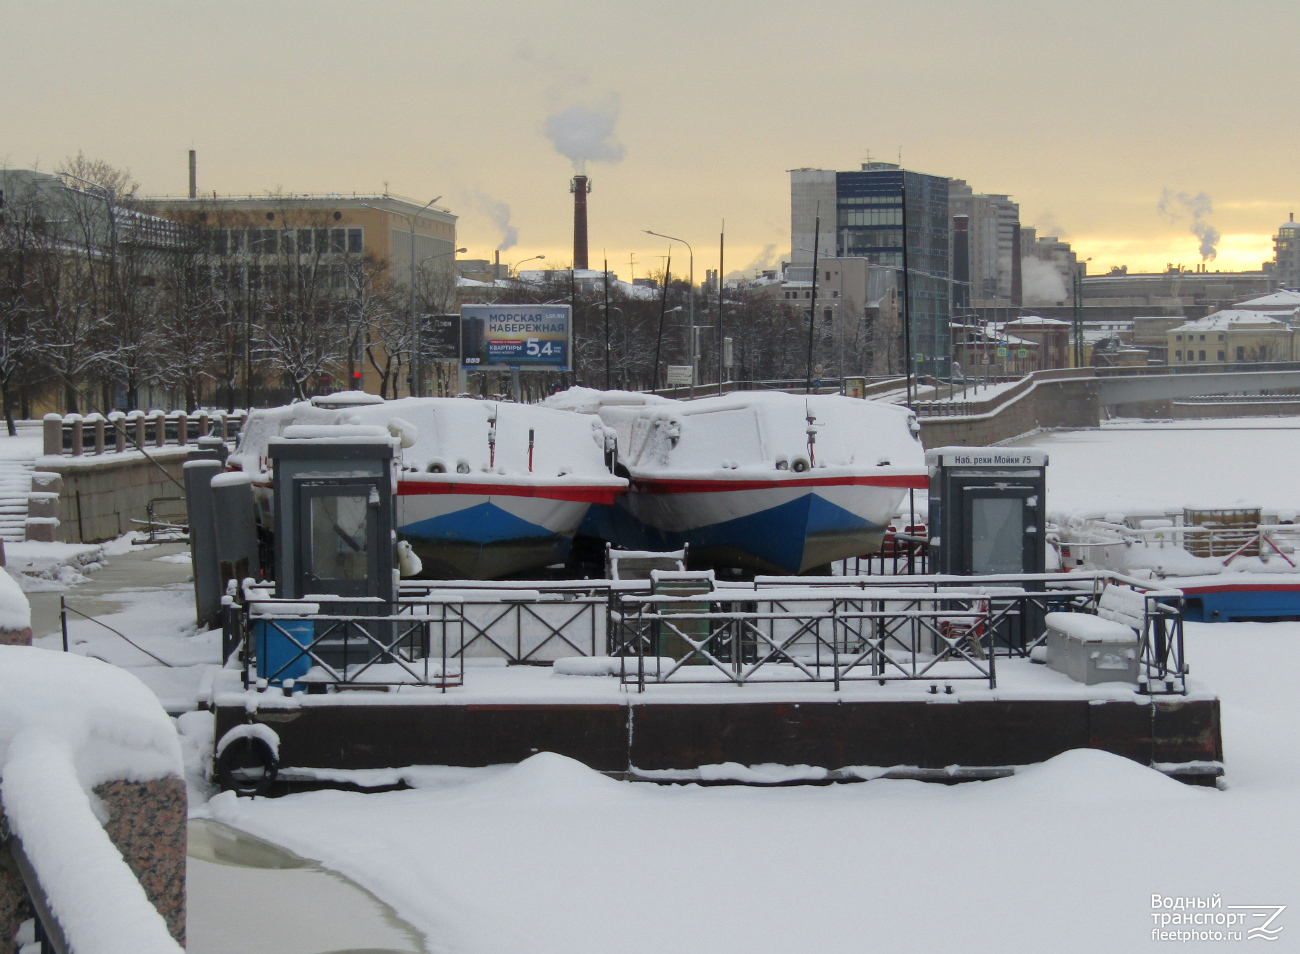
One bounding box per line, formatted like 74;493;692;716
1166;310;1294;366
146;193;457;397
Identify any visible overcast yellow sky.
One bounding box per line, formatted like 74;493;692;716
3;1;1295;280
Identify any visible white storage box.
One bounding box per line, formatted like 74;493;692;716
1043;612;1140;685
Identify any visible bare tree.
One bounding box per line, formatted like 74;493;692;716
0;177;50;433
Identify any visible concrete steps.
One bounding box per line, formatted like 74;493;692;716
0;458;35;542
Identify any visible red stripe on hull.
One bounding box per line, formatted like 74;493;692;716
397;480;623;505
629;473;929;495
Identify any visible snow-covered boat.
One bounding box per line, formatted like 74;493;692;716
547;389;927;574
231;394;627;579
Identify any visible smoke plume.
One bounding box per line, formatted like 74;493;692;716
543;101;626;173
727;244;779;282
1157;188;1221;261
473;191;517;252
1020;257;1069;304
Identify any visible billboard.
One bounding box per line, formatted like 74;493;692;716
420;314;461;361
460;304;571;371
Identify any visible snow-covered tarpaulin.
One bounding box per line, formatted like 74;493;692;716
0;646;183;954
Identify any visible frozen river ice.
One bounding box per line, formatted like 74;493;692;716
1005;417;1300;519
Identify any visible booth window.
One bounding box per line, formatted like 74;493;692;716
970;497;1024;575
308;493;370;581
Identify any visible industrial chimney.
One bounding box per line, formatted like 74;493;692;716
570;175;590;271
188;150;197;199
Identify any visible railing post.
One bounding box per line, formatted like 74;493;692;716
153;411;166;448
42;413;63;457
109;410;126;452
198;411;209;438
68;414;83;457
131;410;146;451
177;411;188;446
91;413;106;455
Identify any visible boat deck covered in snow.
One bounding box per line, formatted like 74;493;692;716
232;395;626;579
548;389;927;574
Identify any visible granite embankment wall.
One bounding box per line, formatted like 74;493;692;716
917;370;1100;448
39;449;189;544
0;778;188;947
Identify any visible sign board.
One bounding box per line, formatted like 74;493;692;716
460;304;571;371
665;365;693;386
843;376;867;399
421;314;460;361
723;337;734;369
1018;349;1027;358
996;346;1007;357
927;448;1050;468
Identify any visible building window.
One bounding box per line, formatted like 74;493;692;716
1217;334;1224;341
1175;350;1182;361
824;308;833;323
1237;346;1245;360
1198;350;1206;361
298;229;313;255
330;228;347;254
1199;335;1205;342
1217;351;1225;362
1176;334;1182;341
228;229;243;253
832;290;839;298
348;228;363;254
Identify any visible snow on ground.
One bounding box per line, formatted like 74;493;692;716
201;621;1299;954
1007;418;1300;519
923;376;1026;403
5;540;107;591
33;581;220;714
0;422;44;460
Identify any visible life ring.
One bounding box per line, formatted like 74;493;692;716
215;734;279;797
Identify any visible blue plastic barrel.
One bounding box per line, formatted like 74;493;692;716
255;619;315;682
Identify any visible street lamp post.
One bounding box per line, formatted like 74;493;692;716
363;196;441;397
413;247;466;396
644;230;694;396
510;255;545;279
587;302;623;390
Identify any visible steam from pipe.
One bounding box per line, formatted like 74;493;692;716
472;191;518;252
1158;188;1221;261
543;101;626;173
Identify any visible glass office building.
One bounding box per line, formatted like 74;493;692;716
835;164;950;375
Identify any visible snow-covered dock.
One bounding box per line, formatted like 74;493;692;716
210;570;1221;789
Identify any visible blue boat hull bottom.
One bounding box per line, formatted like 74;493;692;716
1179;583;1300;623
400;498;581;579
582;492;892;576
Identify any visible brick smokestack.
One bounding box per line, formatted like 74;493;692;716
571;175;590;271
188;150;197;199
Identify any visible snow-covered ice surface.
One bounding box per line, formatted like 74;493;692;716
32;568;220;714
1007;418;1300;518
201;621;1298;954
